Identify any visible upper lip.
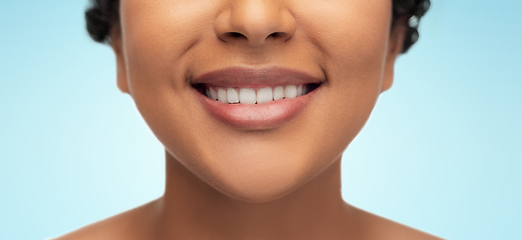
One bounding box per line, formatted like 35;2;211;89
191;66;324;88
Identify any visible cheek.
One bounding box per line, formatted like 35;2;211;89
295;0;392;137
118;0;222;174
282;1;393;179
120;0;221;92
292;0;392;121
295;0;391;71
119;0;220;143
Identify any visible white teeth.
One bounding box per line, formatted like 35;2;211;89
218;88;228;103
296;85;303;97
239;88;256;104
284;85;297;99
273;86;284;100
257;87;273;104
227;88;239;104
207;84;310;104
209;88;218;100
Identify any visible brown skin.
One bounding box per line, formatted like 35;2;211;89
57;0;442;239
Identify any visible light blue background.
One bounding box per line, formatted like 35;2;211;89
1;0;521;239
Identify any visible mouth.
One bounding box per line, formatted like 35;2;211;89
191;66;324;130
192;83;321;104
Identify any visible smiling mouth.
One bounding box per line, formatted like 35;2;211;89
190;66;324;129
192;83;321;104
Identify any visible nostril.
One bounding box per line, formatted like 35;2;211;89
219;32;248;42
227;32;247;39
218;32;247;43
222;32;288;42
267;32;291;42
269;32;283;38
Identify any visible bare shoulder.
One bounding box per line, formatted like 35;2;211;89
348;205;444;240
53;199;160;240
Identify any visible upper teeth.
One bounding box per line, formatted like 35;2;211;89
206;85;307;104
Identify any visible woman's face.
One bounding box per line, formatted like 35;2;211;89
113;0;403;202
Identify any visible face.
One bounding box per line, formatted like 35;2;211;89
112;0;404;202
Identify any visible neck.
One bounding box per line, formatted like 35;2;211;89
156;151;352;239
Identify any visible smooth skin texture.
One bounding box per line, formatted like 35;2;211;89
58;0;442;239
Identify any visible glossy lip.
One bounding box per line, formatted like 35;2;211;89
191;66;324;88
191;66;324;130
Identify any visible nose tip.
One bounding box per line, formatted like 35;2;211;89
215;1;296;47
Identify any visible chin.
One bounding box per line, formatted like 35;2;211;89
198;150;318;203
213;174;304;203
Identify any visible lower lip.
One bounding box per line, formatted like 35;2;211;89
195;87;318;130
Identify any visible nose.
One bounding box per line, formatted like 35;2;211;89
215;0;296;47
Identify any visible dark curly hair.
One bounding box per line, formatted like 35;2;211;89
85;0;430;53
